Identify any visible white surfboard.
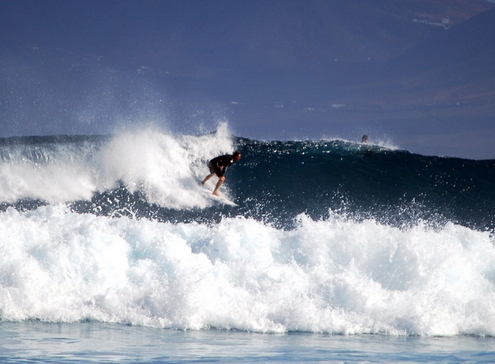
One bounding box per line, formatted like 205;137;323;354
201;187;238;206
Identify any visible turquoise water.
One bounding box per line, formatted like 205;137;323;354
1;322;495;363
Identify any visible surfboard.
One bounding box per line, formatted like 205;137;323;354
201;187;238;206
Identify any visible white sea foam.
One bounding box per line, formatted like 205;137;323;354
0;123;235;207
1;206;494;336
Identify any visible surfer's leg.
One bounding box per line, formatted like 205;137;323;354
212;176;226;196
201;173;215;186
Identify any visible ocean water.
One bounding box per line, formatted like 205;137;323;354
1;124;495;362
2;321;495;363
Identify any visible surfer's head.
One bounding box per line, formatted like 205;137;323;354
233;151;242;161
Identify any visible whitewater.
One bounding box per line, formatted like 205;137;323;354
1;123;495;362
1;123;494;338
2;203;495;336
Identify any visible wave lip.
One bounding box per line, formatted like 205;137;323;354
0;125;235;208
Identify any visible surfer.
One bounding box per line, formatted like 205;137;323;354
201;151;242;196
361;134;369;143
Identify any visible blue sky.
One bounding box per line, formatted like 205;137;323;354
1;0;494;159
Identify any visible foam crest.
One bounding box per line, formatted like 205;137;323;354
1;206;494;336
0;123;236;207
0;141;97;203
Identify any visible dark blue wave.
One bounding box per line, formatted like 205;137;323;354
1;135;494;231
231;138;495;230
69;137;495;231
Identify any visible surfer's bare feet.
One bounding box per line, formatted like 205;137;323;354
212;191;221;196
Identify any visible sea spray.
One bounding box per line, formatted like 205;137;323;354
1;205;494;335
0;124;235;208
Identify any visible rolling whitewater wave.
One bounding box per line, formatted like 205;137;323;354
0;125;235;209
1;124;495;336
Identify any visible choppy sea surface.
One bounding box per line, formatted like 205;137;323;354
1;124;494;362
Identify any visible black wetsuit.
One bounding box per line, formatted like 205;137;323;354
208;154;235;177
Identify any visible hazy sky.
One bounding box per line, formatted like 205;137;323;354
1;0;494;159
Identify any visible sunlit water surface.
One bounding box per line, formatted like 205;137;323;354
1;322;495;363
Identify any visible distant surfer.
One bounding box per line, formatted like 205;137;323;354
360;134;374;157
201;151;242;196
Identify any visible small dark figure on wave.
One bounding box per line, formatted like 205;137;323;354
201;151;242;196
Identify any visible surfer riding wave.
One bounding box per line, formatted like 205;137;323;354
201;151;242;196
